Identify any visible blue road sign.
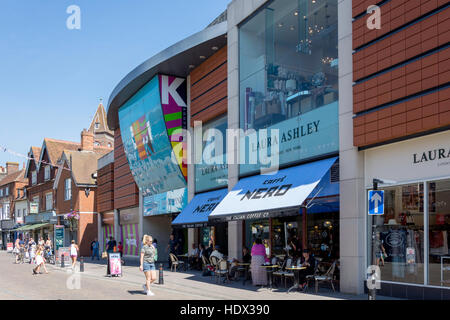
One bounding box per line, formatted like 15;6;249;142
368;190;384;215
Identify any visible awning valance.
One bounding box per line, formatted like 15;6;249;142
208;157;338;223
172;188;228;228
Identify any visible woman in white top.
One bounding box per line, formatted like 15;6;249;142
70;240;79;269
33;245;48;275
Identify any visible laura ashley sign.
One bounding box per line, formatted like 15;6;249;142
365;131;450;187
413;148;450;165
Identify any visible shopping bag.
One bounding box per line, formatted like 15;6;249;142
102;251;108;259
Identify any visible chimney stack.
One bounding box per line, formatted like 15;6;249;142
81;129;94;151
6;162;19;174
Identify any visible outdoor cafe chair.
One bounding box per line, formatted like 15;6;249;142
304;259;321;293
283;257;295;288
313;260;337;293
214;259;230;284
272;258;287;287
169;253;185;272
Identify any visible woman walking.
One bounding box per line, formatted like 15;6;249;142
139;235;157;296
32;246;49;275
250;238;268;286
70;240;79;270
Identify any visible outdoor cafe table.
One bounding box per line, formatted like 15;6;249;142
285;266;307;293
236;263;250;285
260;265;280;290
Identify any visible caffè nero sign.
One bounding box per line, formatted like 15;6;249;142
365;131;450;187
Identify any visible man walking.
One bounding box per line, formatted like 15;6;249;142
90;238;100;261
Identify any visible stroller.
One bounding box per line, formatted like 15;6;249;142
43;247;55;265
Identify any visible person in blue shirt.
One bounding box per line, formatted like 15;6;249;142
90;238;100;261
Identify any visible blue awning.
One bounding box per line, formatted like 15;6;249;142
209;157;338;223
172;188;228;228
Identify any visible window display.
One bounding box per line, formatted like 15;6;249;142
369;183;424;285
428;179;450;287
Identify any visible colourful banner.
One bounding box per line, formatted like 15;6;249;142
118;74;187;197
121;224;139;256
103;225;115;251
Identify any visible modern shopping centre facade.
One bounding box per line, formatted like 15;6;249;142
103;0;450;299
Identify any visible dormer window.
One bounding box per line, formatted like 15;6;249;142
95;122;100;130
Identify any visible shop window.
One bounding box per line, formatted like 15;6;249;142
194;115;228;193
428;179;450;287
239;0;338;131
239;0;339;175
369;183;424;285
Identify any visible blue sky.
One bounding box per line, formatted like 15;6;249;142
0;0;229;167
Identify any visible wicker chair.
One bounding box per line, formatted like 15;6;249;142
272;258;287;287
214;259;230;284
313;261;337;293
169;253;185;272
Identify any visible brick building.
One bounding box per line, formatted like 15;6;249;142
0;163;27;248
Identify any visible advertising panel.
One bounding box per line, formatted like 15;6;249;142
54;225;65;251
143;187;187;217
109;252;122;276
118;75;187;197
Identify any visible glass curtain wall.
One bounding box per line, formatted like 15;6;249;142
239;0;339;175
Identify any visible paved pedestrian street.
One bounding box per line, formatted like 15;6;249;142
0;252;398;300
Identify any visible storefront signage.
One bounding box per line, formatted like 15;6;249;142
240;102;339;176
413;148;450;164
25;211;56;224
365;131;450;187
108;252;122;276
6;243;13;252
0;219;14;230
54;225;64;251
29;202;39;214
119;207;139;225
118;75;187;197
143;188;187;216
172;189;227;227
209;157;337;222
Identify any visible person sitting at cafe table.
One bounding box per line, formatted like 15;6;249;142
188;243;200;270
297;249;316;290
229;246;251;280
209;245;224;260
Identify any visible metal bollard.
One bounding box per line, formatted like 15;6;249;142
158;263;164;285
61;254;65;268
80;257;84;272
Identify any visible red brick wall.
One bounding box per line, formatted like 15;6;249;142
353;1;450;148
